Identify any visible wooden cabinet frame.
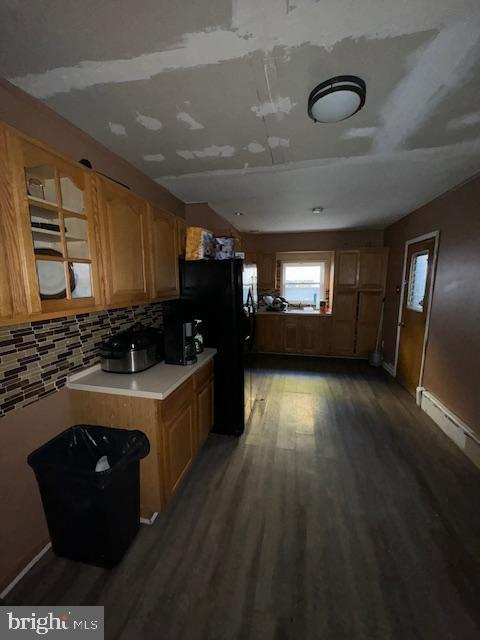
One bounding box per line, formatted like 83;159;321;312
0;121;184;326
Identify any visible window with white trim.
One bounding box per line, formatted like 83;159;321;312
281;262;326;307
407;251;429;312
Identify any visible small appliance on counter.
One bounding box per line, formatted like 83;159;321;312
164;319;198;366
99;323;164;373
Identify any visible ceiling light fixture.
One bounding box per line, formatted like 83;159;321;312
312;206;324;214
234;211;244;216
308;76;366;123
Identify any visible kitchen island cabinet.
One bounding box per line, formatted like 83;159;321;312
68;350;216;518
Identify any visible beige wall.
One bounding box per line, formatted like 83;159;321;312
185;202;239;235
383;175;480;435
0;79;185;218
0;390;73;591
242;229;384;253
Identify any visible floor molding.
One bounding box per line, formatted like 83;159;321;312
2;512;159;598
0;543;51;599
420;389;480;470
382;361;395;376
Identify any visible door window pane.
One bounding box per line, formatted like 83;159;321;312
25;164;57;204
407;251;428;312
70;262;92;298
60;174;85;213
65;214;89;259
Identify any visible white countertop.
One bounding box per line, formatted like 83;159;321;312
67;348;216;400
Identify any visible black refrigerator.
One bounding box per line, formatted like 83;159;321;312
175;258;255;437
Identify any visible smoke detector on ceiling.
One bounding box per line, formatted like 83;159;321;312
234;211;244;216
308;76;366;123
312;206;325;214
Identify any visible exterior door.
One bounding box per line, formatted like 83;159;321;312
397;237;436;395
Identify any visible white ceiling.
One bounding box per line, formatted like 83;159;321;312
1;0;480;232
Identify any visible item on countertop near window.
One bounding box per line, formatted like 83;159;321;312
186;226;216;260
266;296;289;312
214;236;235;260
319;300;327;313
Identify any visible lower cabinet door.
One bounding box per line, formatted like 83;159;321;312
197;378;214;447
284;320;299;352
163;402;195;499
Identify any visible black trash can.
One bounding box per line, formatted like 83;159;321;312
28;424;150;568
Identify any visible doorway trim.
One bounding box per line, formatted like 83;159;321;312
393;230;440;391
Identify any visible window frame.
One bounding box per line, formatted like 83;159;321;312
406;249;429;313
281;261;326;307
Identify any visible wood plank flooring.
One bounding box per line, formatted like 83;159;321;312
6;355;480;640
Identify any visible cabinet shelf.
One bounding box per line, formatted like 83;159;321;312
31;227;84;242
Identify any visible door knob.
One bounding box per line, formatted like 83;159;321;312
398;321;405;327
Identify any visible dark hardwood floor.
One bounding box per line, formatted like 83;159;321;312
7;356;480;639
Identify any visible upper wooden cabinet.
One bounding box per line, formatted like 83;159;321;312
257;253;276;290
7;133;101;317
98;177;149;306
334;250;359;290
149;206;179;301
358;248;388;290
176;217;187;258
0;122;184;326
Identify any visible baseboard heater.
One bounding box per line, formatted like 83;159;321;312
419;388;480;470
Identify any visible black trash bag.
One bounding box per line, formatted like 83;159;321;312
28;425;150;568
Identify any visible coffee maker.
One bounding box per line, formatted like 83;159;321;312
164;319;198;365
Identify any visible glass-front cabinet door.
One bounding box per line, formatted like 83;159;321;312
16;138;99;313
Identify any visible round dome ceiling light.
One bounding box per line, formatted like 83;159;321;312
312;206;324;214
308;76;366;123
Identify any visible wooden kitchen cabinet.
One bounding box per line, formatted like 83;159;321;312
284;319;300;352
355;291;383;356
149;205;179;301
358;248;388;290
176;217;187;257
331;291;357;354
256;314;285;352
332;247;388;356
255;314;332;356
161;390;196;501
194;359;215;448
257;253;276;291
6;132;101;318
334;250;359;290
71;358;216;518
98;176;149;306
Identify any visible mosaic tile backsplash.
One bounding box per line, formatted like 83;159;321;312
0;303;163;417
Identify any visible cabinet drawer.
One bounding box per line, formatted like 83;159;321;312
160;377;194;424
193;359;214;390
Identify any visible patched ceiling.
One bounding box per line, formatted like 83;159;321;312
1;0;480;232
